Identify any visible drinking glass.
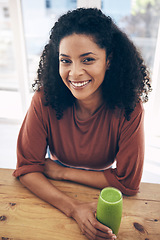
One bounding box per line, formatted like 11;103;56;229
96;187;123;235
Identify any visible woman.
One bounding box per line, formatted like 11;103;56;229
13;8;151;240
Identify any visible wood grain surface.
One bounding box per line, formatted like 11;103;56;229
0;168;160;240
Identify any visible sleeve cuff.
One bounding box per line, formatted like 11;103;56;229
13;165;45;178
104;168;139;196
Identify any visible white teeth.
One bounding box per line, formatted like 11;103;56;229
71;81;90;87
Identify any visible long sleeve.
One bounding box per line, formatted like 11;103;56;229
104;103;144;195
13;91;48;177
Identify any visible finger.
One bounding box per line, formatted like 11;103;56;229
86;220;111;238
84;229;114;240
86;213;116;239
90;215;112;233
82;219;98;239
94;218;113;234
84;230;93;240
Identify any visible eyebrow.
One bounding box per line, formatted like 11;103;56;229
59;52;96;57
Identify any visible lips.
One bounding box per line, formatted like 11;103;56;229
69;80;91;88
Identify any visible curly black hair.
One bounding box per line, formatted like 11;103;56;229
33;8;152;120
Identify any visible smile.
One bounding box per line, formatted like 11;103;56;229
69;80;91;88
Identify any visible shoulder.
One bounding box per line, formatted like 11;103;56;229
133;101;144;113
106;102;143;122
32;88;45;105
129;101;144;122
31;89;73;121
29;89;52;123
118;102;144;135
116;101;144;122
30;88;49;114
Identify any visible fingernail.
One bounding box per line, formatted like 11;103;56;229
112;235;117;239
108;230;112;234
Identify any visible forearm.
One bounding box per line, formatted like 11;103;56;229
44;159;109;189
19;172;78;217
64;168;109;189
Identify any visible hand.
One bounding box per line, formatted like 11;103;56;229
44;158;65;180
72;201;117;240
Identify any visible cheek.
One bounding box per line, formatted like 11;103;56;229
92;66;106;80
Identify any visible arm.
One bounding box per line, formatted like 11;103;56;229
44;158;109;189
19;172;76;217
19;171;116;239
104;103;145;195
65;167;109;189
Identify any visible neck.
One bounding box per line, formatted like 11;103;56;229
75;96;104;120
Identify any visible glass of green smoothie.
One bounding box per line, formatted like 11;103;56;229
96;187;123;236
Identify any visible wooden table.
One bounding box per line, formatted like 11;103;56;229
0;168;160;240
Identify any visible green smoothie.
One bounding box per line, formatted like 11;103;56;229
96;187;123;235
101;187;122;202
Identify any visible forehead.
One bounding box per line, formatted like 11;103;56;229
59;34;106;55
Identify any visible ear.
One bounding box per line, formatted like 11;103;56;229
106;53;112;70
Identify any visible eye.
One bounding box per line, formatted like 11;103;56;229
83;57;95;64
59;58;71;64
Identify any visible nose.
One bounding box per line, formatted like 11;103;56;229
69;62;84;79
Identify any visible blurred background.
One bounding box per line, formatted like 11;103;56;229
0;0;160;183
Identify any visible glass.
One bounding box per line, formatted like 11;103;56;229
96;187;123;236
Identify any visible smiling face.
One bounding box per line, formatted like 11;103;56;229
59;34;108;104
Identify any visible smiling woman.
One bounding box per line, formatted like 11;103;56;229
13;8;152;240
